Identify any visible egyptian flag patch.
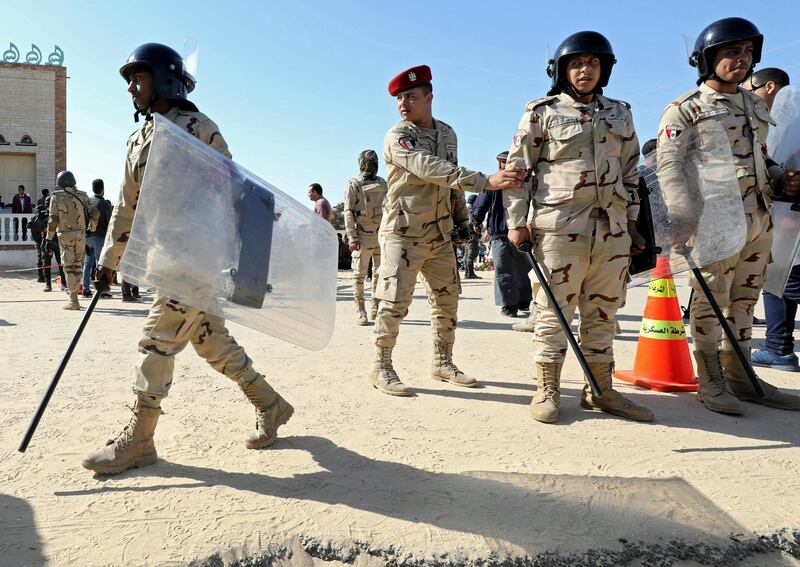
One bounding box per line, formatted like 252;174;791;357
513;129;527;147
398;135;416;150
664;123;683;141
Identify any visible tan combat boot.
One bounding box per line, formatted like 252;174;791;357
239;375;294;449
369;346;411;396
721;349;800;410
529;362;562;423
82;396;161;474
580;361;654;421
431;341;478;387
512;315;536;333
63;292;81;310
369;298;380;320
693;350;745;415
355;297;368;326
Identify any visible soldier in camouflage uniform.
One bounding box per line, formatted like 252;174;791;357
657;18;800;415
45;171;99;310
371;65;524;396
82;43;293;475
344;149;388;325
504;32;653;423
463;194;481;279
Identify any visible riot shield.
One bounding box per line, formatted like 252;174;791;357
629;119;746;286
763;85;800;297
118;114;338;351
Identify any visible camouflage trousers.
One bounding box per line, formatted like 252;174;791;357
135;294;261;399
690;209;772;352
351;237;381;302
57;230;86;295
464;231;480;268
532;214;630;363
374;234;460;348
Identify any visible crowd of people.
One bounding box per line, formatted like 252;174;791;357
17;176;143;306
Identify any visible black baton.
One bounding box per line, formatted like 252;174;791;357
18;280;112;453
677;248;766;399
518;241;602;398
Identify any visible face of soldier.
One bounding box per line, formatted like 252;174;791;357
712;40;753;84
497;158;507;171
307;187;319;202
127;67;154;111
743;76;781;110
566;54;601;94
396;87;433;124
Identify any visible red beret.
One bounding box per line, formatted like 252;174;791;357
388;65;432;96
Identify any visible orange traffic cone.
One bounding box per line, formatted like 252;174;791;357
615;257;698;392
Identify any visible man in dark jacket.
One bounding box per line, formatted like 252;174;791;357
472;151;532;317
82;179;113;297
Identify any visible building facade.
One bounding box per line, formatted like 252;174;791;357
0;61;66;205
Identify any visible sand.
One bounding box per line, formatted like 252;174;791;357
1;267;799;567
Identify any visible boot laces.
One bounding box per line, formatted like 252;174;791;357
540;365;560;398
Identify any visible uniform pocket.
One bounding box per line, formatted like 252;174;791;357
375;264;399;301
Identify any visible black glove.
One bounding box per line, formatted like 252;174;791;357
43;239;56;253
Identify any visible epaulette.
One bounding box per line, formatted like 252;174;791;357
525;96;558;112
675;87;701;105
602;95;632;110
435;118;453;133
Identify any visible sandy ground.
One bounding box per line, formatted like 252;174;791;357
1;266;799;567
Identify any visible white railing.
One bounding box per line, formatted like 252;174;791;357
0;213;36;246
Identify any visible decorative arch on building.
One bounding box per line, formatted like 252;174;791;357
0;133;9;145
16;134;36;146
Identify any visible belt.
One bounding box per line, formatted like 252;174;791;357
589;207;607;218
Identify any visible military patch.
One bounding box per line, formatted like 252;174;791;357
664;123;683;141
398;135;416;150
513;129;527;147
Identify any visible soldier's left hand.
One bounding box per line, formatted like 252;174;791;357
628;221;647;256
349;241;361;252
778;170;800;198
485;169;526;191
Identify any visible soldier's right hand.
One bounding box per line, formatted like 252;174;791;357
485;169;526;191
96;266;115;286
508;227;531;248
349;241;361;252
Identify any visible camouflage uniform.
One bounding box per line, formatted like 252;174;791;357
97;105;290;424
658;84;799;412
505;91;654;423
344;151;388;323
370;118;487;394
505;92;640;363
46;187;99;308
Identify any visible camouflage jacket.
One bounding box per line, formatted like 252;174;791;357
657;83;781;214
46;188;99;240
381;118;488;243
343;173;388;244
100;106;231;271
504;92;640;235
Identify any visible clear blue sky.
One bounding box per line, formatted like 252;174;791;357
5;1;799;208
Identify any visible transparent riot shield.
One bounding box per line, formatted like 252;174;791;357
118;114;338;350
629;119;746;286
763;85;800;297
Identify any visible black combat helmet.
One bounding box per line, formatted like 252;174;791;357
120;43;197;119
547;31;616;96
56;170;76;189
689;17;763;84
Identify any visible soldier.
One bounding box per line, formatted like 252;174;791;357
504;31;653;423
463;194;482;279
657;18;800;414
370;65;524;396
44;171;99;310
82;43;293;475
344;149;388;325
